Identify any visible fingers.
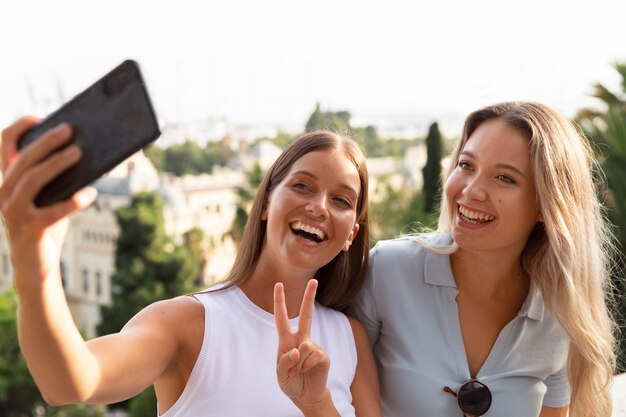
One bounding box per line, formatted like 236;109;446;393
289;341;329;377
0;122;94;228
1;116;40;170
38;186;98;225
277;348;301;385
2;143;81;213
3;123;74;188
300;346;329;374
274;282;292;341
297;279;318;339
1;122;75;208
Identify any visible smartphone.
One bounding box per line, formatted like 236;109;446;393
18;59;161;207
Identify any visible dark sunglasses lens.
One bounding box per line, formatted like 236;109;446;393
457;381;492;416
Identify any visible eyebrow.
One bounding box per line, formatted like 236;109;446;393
460;150;529;179
292;170;360;195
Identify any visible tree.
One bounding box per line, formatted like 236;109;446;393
422;122;443;213
148;140;232;176
351;125;384;157
0;290;105;417
577;62;626;372
128;387;157;417
98;192;199;336
97;192;199;411
0;290;42;417
305;103;326;132
369;178;439;244
304;104;351;134
162;141;204;175
143;144;164;172
230;164;265;244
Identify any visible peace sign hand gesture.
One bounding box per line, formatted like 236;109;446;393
274;279;335;413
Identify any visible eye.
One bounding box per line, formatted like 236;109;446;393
291;182;311;191
457;160;472;170
496;174;516;184
333;197;354;209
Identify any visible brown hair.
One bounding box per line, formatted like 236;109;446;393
216;130;369;312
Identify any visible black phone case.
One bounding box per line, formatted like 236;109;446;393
18;60;161;207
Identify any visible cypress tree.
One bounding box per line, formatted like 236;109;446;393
422;122;443;213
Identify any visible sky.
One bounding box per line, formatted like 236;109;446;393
1;0;625;137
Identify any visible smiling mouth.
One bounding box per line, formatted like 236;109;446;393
290;221;326;243
458;205;495;224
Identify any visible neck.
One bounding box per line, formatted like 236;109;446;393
450;248;528;298
239;254;316;318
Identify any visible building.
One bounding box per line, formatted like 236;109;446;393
0;139;430;337
0;150;245;338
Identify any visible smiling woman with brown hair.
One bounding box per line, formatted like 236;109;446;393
0;120;382;417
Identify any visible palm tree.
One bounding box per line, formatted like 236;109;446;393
577;63;626;373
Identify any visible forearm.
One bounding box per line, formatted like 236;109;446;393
16;269;101;404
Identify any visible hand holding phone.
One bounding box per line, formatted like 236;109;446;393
18;60;161;207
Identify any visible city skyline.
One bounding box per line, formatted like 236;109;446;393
2;0;625;137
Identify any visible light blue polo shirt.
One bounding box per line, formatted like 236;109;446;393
350;235;570;417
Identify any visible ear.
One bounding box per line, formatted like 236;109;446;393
342;223;360;252
537;210;544;223
261;197;269;221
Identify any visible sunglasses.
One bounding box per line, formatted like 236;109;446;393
443;378;492;416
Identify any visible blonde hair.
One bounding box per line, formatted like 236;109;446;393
434;102;616;416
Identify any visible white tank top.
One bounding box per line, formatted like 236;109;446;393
159;285;357;417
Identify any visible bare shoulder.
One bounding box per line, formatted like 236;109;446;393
122;295;204;343
125;295;202;325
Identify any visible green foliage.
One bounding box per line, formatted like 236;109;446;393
0;290;42;417
305;103;351;134
422;122;443;213
373;137;421;158
0;290;105;417
254;133;295;150
143;144;164;171
304;104;423;157
230;164;265;243
128;386;157;417
46;404;106;417
163;141;205;176
145;139;233;176
272;133;296;149
369;179;439;244
577;62;626;372
351;126;384;157
98;192;199;337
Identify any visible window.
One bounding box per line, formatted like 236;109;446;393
95;271;102;297
82;269;89;295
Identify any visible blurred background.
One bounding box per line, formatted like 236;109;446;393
1;1;625;416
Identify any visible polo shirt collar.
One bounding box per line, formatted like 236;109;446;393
517;280;544;321
423;234;457;288
422;233;545;321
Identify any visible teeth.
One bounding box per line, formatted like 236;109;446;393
459;206;494;222
291;221;325;240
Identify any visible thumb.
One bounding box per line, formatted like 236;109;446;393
277;348;300;382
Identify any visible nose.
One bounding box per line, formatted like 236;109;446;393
462;176;487;201
305;193;329;219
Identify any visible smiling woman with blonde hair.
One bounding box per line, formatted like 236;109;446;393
351;101;617;417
